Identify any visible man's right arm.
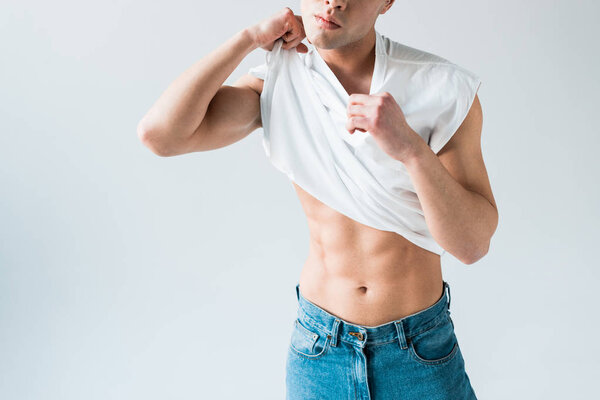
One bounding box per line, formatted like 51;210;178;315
136;28;260;157
137;8;306;157
180;72;265;154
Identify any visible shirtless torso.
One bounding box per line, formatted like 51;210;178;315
293;180;443;328
291;70;444;328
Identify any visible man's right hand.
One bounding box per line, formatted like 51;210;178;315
248;7;308;53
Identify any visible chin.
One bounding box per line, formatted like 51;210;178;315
307;31;343;50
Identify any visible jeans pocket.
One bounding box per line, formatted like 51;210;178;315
407;312;459;366
289;318;330;359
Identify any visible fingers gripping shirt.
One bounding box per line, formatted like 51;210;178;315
247;30;482;256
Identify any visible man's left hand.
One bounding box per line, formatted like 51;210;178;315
345;92;424;163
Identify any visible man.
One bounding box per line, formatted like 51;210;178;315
138;1;497;398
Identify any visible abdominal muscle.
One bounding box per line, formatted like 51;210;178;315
293;182;444;327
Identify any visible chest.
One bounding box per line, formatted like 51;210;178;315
336;73;373;97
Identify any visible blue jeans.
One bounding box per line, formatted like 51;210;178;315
286;281;477;399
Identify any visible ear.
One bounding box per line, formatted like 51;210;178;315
381;0;395;13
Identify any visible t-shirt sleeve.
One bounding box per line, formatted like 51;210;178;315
427;64;482;154
247;62;268;80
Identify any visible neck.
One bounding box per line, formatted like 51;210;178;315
315;28;377;82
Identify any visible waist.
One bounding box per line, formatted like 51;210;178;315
299;244;442;327
294;281;452;346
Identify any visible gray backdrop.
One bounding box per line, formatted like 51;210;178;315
1;0;599;399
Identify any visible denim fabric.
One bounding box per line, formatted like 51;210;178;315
286;281;477;400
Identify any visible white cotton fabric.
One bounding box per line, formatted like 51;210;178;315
247;29;481;256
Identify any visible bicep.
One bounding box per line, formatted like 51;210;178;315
437;95;497;210
182;74;264;153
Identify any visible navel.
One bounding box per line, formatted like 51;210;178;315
357;286;368;294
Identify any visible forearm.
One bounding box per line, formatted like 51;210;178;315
137;27;258;149
403;140;498;264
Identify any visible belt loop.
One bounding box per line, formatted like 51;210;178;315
330;319;341;347
395;320;408;350
445;281;451;311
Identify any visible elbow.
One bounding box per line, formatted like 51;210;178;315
137;122;175;157
461;210;498;265
460;240;490;265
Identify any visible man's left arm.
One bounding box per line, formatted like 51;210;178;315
346;92;498;264
402;95;498;264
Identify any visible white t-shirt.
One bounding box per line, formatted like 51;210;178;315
247;29;481;256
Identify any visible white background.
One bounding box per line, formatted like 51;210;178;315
1;0;599;398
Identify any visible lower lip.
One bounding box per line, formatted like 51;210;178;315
315;15;340;30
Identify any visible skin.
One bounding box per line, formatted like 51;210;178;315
137;1;498;327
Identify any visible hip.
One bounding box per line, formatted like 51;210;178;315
286;280;477;399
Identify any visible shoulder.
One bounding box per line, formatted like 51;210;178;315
381;34;451;65
380;34;481;104
235;73;264;97
381;34;479;80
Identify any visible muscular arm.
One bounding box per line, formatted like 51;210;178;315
403;95;499;264
137;8;306;157
136;28;261;157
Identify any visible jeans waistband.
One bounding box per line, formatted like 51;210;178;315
294;281;451;349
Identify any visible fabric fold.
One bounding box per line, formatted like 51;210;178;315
250;30;482;256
